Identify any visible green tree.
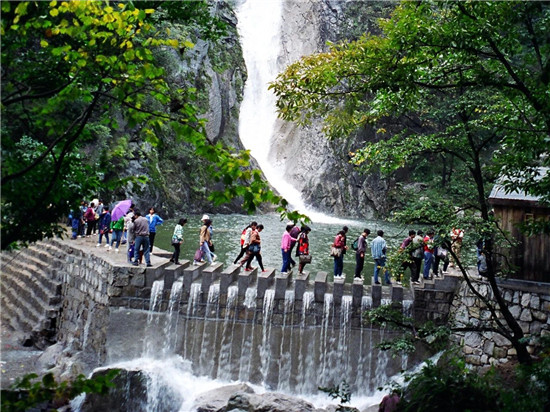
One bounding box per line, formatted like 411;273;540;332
1;1;304;250
1;370;119;412
271;1;550;364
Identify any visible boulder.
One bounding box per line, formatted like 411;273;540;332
193;383;255;412
80;368;183;412
226;391;318;412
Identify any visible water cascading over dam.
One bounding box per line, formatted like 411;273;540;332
107;277;411;397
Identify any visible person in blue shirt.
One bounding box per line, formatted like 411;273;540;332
96;207;111;247
146;207;164;253
371;229;391;285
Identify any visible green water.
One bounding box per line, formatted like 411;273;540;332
152;212;418;284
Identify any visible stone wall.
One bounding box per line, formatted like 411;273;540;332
48;240;150;377
12;237;548;378
449;278;550;368
410;273;463;324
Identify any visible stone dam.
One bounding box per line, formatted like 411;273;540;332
1;236;549;394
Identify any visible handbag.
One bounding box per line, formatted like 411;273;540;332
171;236;179;246
194;248;204;262
299;254;312;264
330;247;342;257
208;242;215;252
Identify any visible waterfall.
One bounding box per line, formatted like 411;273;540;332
102;277;424;407
336;296;353;381
362;295;373;311
319;293;334;388
236;0;355;224
277;290;296;391
260;289;276;387
216;285;239;381
184;283;202;362
143;280;164;357
403;299;413;317
163;279;183;356
238;287;258;381
237;0;294;202
198;283;220;376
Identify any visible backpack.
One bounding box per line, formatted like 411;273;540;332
352;237;359;251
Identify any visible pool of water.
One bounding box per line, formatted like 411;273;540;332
153;212;413;284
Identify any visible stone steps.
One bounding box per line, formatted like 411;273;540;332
4;255;63;298
27;243;66;269
1;267;60;320
1;245;63;348
0;280;57;348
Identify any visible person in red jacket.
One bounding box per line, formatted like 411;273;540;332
84;202;97;237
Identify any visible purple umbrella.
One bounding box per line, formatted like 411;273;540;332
111;199;132;221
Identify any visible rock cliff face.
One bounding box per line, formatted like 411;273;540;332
117;1;395;218
267;1;395;218
115;2;248;217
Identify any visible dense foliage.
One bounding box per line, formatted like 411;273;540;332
1;1;306;250
1;370;119;412
390;341;550;412
271;0;550;364
272;2;549;203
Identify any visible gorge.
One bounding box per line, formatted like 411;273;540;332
2;1;550;411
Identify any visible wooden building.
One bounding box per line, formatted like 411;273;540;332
489;170;550;282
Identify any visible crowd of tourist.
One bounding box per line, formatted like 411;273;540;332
71;201;478;283
333;225;466;285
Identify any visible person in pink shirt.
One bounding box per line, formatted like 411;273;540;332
281;224;298;273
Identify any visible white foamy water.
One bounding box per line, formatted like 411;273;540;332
73;356;387;411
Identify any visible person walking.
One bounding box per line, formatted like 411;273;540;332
240;224;265;271
109;216;125;252
450;227;464;267
123;205;135;261
411;230;424;284
433;230;450;277
371;230;391;285
288;223;301;268
205;216;217;262
234;222;256;264
199;216;214;264
354;228;371;279
79;201;88;237
170;218;187;265
281;224;298;273
132;210;152;267
332;230;347;278
398;230;417;285
84;202;96;237
70;209;81;240
296;225;312;274
126;212;136;263
146;207;163;253
96;206;111;247
423;229;436;279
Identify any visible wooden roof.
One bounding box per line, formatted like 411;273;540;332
489;168;549;208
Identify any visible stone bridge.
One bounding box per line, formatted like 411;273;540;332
1;236;463;346
2;235;548;378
